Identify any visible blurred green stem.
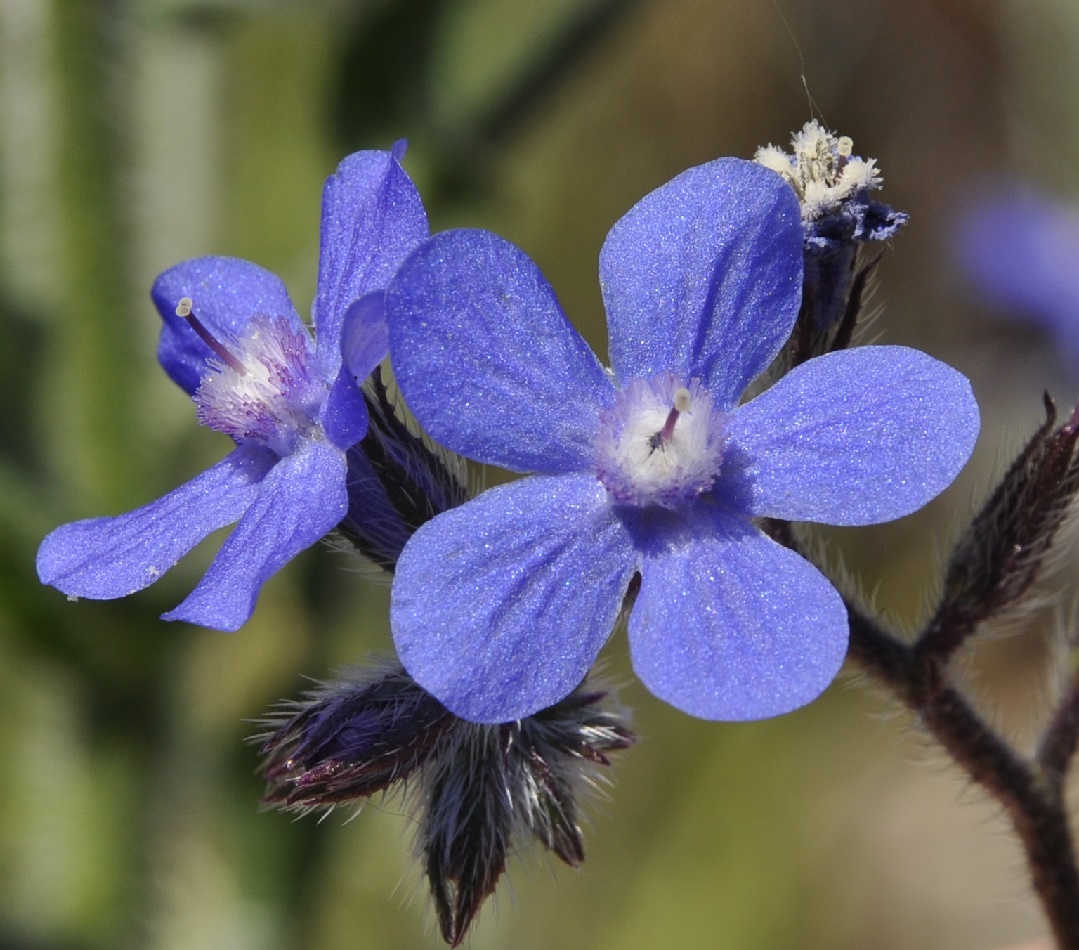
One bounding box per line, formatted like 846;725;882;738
48;0;138;511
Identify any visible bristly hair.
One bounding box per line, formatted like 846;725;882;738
919;395;1079;661
254;661;455;816
336;365;470;571
255;663;633;946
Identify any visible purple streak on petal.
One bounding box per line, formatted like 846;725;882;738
628;508;848;720
391;473;636;723
725;346;980;526
36;445;276;599
600;159;803;408
387;229;615;474
153;257;301;396
955;187;1079;362
313;149;428;378
163;439;348;631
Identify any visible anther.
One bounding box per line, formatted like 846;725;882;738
176;297;247;374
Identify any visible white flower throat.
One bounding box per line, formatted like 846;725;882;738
177;297;325;456
595;375;726;509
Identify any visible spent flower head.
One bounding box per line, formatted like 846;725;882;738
757;121;908;362
36;144;427;630
384;156;980;723
755;119;906;249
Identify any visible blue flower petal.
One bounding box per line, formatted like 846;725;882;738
321;370;370;451
387;229;615;473
319;292;389;450
36;446;276;599
341;291;389;382
391;473;636;722
628;508;848;720
163;439;348;631
313;148;428;378
153;257;302;396
600;159;803;408
955;187;1079;362
724;346;980;525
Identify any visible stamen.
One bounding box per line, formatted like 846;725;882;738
650;387;693;450
176;296;247;374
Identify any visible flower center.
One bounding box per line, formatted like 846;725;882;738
178;297;324;456
595;375;726;509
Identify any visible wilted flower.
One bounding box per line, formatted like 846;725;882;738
37;144;427;630
385;157;980;723
755;119;906;252
258;663;633;946
757;121;908;361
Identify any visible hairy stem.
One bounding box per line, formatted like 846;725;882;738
847;604;1079;948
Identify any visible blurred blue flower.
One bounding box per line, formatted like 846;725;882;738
386;157;981;723
37;143;427;631
956;186;1079;365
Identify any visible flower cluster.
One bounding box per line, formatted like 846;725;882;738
36;127;981;943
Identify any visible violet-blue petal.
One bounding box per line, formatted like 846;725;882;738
387;229;615;474
955;187;1079;361
341;291;389;383
320;292;390;450
628;509;848;721
391;473;636;722
154;256;301;396
36;445;276;599
313;148;428;378
724;346;979;526
600;159;803;408
163;439;348;631
321;370;370;451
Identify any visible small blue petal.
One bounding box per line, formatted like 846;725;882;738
313;149;428;378
341;291;389;383
387;229;615;474
725;346;980;525
163;439;348;631
600;159;803;408
391;473;637;722
319;292;389;450
36;446;276;599
628;508;848;720
153;257;301;396
322;369;370;451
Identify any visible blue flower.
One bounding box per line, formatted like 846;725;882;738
384;158;981;723
956;185;1079;366
37;144;428;631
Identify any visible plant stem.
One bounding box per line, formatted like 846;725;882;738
847;604;1079;948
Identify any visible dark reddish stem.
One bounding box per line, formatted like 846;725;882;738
846;603;1079;948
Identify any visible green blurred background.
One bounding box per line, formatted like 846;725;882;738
1;0;1075;947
